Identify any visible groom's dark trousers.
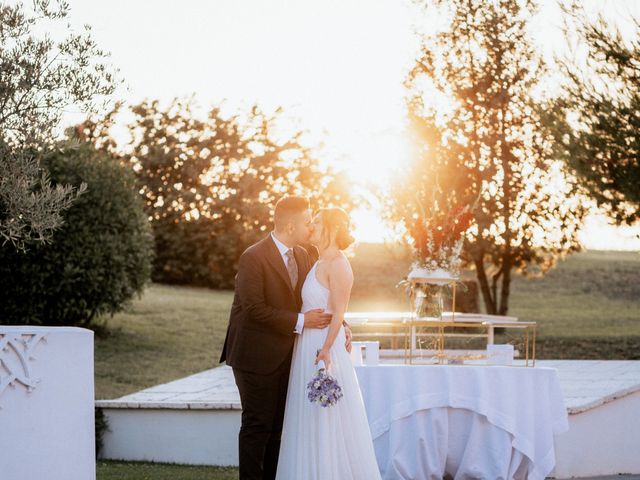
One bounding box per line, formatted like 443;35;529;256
219;235;311;480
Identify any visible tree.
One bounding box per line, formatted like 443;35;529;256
0;0;117;250
0;141;153;327
0;141;86;249
78;100;355;288
390;0;588;315
543;3;640;225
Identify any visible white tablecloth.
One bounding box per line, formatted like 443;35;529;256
354;365;569;480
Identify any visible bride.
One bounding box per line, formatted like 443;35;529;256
276;207;382;480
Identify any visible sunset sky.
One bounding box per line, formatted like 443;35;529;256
56;0;640;249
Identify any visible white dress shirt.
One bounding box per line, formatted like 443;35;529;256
271;232;305;334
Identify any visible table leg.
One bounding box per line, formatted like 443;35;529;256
411;325;417;355
488;325;495;346
532;326;536;367
404;324;408;365
391;324;398;350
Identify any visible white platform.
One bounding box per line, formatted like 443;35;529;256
96;360;640;477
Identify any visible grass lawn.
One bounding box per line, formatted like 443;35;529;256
95;284;232;399
510;250;640;358
95;246;640;400
96;460;237;480
508;250;640;336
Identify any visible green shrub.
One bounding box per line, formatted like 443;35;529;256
151;217;255;289
95;407;109;458
0;142;153;327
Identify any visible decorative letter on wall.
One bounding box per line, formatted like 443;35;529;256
0;332;47;405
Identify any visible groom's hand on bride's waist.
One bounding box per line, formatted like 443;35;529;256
303;309;332;329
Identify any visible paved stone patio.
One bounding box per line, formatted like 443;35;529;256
97;360;640;416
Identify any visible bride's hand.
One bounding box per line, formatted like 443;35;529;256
315;348;331;371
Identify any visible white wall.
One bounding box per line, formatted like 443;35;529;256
0;326;95;480
99;392;640;477
553;390;640;478
100;395;640;477
100;409;241;466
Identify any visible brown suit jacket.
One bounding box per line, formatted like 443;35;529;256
219;235;312;375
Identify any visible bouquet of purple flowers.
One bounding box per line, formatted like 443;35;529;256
306;355;343;408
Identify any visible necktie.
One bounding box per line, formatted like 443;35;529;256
285;249;298;289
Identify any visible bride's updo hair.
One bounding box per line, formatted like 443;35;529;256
318;207;355;250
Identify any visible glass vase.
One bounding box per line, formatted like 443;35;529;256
415;284;444;320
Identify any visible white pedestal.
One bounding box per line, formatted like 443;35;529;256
351;341;380;365
0;326;95;480
486;344;514;366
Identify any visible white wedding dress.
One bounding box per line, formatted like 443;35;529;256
276;262;382;480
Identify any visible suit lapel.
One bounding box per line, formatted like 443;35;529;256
264;236;296;296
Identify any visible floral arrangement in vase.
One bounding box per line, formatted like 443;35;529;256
400;202;474;320
407;203;475;281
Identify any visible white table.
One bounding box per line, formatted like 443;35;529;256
354;365;569;480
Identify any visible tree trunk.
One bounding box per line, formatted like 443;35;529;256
491;265;503;312
498;253;512;315
474;254;497;314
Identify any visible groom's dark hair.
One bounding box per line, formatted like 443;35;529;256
274;195;310;230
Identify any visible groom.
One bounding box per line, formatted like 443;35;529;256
219;195;351;480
